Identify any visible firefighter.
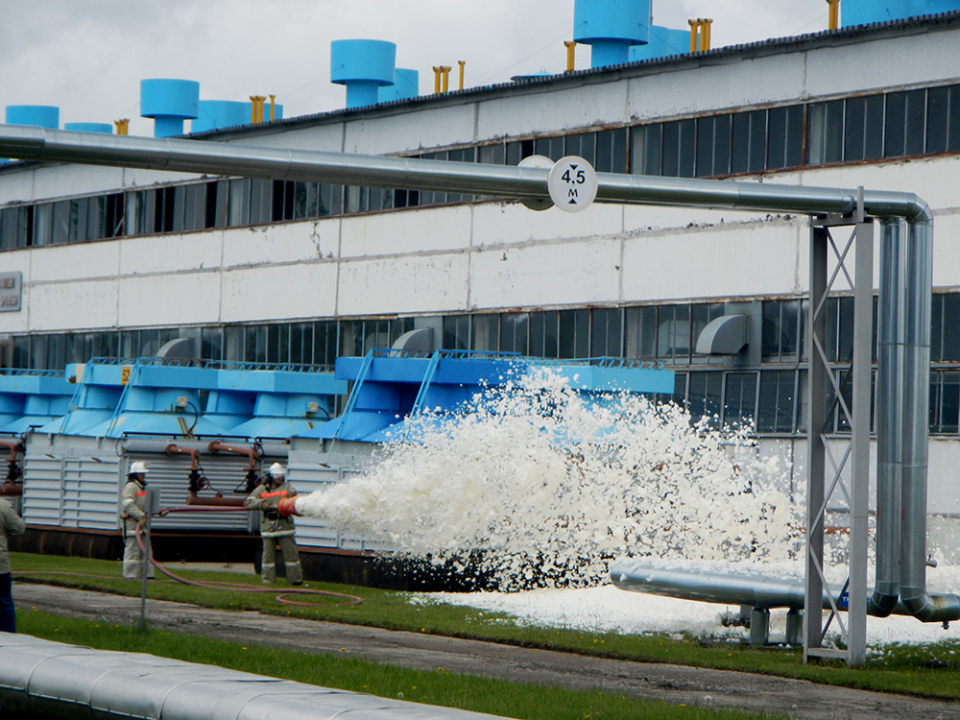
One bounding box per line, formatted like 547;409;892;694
120;461;154;580
246;463;303;585
0;496;24;633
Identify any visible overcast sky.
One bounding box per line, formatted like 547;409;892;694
0;1;833;136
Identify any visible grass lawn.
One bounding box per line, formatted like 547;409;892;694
18;610;781;720
12;551;960;702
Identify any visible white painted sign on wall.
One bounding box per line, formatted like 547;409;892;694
0;272;21;312
548;156;598;213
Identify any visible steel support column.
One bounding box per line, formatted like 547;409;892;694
804;192;872;666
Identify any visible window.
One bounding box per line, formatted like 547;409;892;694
687;371;722;426
695;115;731;177
630;124;662;175
930;370;960;434
724;372;758;429
558;309;590;358
731;109;766;174
660;119;695;178
766;105;803;170
625;306;658;360
762;300;801;363
808;100;844;165
590;308;622;357
757;370;796;433
442;315;471;350
529;311;560;358
499;313;529;354
471;315;499;352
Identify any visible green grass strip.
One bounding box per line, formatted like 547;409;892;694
19;610;774;720
12;552;960;701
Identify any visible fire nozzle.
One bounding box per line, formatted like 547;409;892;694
276;495;300;518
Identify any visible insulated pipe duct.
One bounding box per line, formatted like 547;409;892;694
0;634;504;720
0;126;935;222
610;561;919;617
870;218;906;617
0;124;949;621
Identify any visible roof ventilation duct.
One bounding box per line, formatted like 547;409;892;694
841;0;960;27
695;314;749;356
574;0;651;68
628;26;690;61
63;122;113;134
331;39;396;109
190;99;283;134
4;105;59;129
140;78;200;138
379;68;419;103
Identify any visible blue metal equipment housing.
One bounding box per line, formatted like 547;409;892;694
841;0;960;26
140;79;200;138
63;123;113;134
379;68;419;103
4;105;59;129
35;358;346;440
331;39;397;109
629;26;690;62
300;350;674;444
0;370;74;434
574;0;652;68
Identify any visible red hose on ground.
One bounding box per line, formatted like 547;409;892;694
134;525;363;607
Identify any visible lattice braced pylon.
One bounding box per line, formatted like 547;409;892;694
804;188;872;667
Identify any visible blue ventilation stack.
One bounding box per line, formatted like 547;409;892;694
574;0;652;68
841;0;960;26
379;68;419;103
629;26;689;62
331;39;396;109
192;100;249;133
140;79;200;137
5;105;59;128
63;122;113;134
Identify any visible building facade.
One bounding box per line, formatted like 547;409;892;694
2;14;960;526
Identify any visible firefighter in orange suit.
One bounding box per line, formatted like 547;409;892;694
245;463;303;585
120;461;155;580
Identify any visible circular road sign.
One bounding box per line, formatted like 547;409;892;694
548;156;598;213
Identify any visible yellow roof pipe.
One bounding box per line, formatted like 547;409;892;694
688;18;713;53
565;41;577;73
249;96;266;124
113;119;129;136
432;66;452;94
458;61;466;91
827;0;840;30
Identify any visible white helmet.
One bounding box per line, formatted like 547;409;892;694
129;461;148;475
269;463;286;478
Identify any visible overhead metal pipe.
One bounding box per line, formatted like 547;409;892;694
0;124;948;622
0;126;935;223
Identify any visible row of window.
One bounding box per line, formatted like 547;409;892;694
3;82;960;251
7;294;960;435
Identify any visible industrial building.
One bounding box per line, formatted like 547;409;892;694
1;0;960;580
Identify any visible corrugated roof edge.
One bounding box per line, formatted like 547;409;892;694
187;9;960;141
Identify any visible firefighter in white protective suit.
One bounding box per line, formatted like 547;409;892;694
120;461;154;580
245;463;303;585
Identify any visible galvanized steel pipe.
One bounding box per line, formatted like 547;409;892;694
0;633;502;720
0;126;935;222
0;124;949;622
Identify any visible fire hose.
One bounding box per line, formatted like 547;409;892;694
133;502;363;607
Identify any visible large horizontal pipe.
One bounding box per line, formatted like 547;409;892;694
609;560;960;620
0;126;933;222
0;633;504;720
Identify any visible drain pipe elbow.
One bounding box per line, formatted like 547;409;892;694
867;589;899;618
901;591;960;624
